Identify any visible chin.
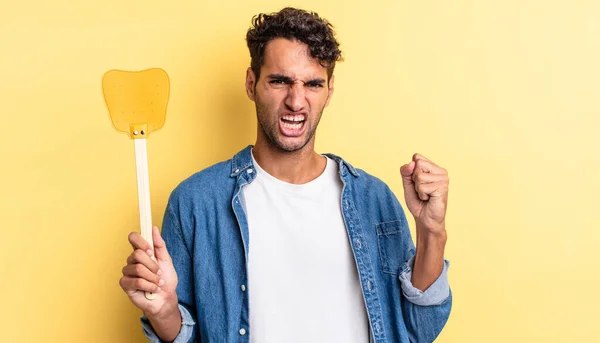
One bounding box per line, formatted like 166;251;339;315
274;137;310;152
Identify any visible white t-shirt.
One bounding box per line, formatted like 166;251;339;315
240;152;369;343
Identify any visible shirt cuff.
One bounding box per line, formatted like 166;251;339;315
398;256;450;306
140;304;196;343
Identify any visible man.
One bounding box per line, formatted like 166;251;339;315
120;7;451;343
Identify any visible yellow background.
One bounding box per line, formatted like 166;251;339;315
1;0;599;342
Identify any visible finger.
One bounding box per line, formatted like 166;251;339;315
119;276;161;294
126;249;160;274
413;153;429;162
412;153;434;164
412;172;448;185
415;181;448;200
400;160;415;178
122;263;162;286
152;226;171;262
128;232;153;256
414;158;446;175
400;161;420;205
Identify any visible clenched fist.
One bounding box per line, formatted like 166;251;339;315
400;154;449;234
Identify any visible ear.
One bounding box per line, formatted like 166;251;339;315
324;74;335;108
245;67;256;102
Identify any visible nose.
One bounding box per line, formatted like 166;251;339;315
284;82;306;112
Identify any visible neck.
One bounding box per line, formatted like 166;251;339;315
252;137;326;185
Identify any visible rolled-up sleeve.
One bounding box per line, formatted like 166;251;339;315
398;256;450;306
140;304;196;343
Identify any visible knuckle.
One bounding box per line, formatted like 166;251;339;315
119;277;129;290
135;263;145;274
133;249;145;261
134;278;145;289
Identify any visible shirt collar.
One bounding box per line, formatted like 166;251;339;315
230;145;360;178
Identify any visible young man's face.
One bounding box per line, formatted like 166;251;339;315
245;38;334;153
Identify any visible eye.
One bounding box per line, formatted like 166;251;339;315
306;82;324;88
269;80;285;84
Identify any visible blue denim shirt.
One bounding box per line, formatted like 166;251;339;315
141;145;451;343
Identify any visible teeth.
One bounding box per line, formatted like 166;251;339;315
282;115;305;122
283;122;302;130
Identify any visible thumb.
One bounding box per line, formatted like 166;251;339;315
152;226;171;262
400;161;419;204
400;161;415;179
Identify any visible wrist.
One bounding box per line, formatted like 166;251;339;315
145;298;182;343
145;296;179;320
416;222;447;240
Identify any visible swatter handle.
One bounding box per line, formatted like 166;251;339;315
134;138;157;300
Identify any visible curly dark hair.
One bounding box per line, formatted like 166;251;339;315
246;7;343;82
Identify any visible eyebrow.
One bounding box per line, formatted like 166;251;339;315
267;74;326;85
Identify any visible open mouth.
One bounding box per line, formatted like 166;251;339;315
279;114;306;136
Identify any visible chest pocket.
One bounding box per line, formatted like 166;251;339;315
376;219;409;275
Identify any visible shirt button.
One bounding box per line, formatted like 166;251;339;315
235;168;240;173
355;239;362;249
241;284;246;292
239;328;246;335
367;280;372;291
247;168;253;174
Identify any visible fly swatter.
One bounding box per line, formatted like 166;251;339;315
102;68;170;300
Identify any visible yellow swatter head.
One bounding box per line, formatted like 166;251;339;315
102;68;170;139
